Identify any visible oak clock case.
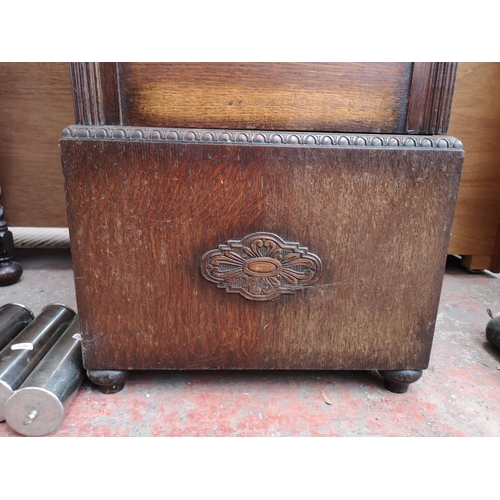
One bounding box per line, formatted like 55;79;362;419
62;63;463;395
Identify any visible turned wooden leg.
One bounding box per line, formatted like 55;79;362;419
0;187;23;286
87;369;128;394
378;370;423;394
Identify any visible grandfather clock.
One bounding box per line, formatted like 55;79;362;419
61;63;463;394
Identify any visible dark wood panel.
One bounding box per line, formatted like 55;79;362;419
71;62;120;125
406;62;457;134
118;63;413;133
61;129;463;371
0;62;74;227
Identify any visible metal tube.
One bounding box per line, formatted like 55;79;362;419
0;303;76;421
0;303;35;353
5;316;85;436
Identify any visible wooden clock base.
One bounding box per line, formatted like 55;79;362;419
61;126;463;394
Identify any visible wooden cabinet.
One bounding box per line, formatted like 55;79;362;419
61;63;463;394
447;63;500;272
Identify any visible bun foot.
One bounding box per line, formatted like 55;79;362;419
87;369;128;394
379;369;423;393
0;260;23;286
0;186;23;286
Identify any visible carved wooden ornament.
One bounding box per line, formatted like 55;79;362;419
201;232;322;301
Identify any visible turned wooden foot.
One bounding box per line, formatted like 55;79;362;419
87;369;128;394
0;187;23;286
378;370;423;394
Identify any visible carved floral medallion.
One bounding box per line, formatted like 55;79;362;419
200;232;322;301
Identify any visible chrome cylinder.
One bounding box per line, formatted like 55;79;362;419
0;303;76;421
0;303;35;353
5;316;85;436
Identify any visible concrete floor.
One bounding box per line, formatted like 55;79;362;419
0;249;499;437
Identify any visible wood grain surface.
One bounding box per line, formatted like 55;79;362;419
118;63;413;133
61;135;463;371
71;62;120;125
447;62;500;269
405;62;457;135
0;63;74;227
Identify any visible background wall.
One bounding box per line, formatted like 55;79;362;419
0;62;74;227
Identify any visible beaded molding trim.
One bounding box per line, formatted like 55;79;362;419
62;125;463;150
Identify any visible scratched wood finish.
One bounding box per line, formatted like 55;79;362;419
118;63;413;132
61;136;463;371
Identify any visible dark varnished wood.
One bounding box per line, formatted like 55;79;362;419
0;187;23;286
118;63;413;133
69;62;459;134
71;63;120;125
406;62;458;135
61;127;463;372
